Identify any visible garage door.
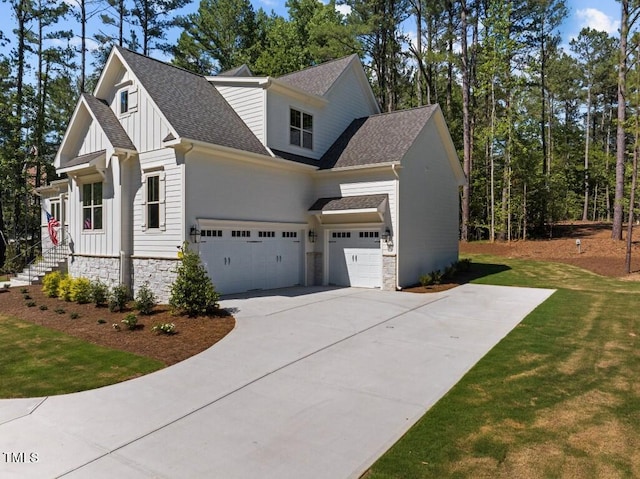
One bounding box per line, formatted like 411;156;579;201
199;228;302;295
328;230;382;288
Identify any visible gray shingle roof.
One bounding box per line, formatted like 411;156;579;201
271;148;317;166
218;64;253;77
62;149;106;168
319;106;438;170
116;47;269;156
309;194;388;211
82;93;136;151
276;55;357;97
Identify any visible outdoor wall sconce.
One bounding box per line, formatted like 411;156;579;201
189;225;201;243
382;227;393;248
308;229;317;243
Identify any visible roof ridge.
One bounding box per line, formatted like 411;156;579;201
277;54;358;79
358;104;437;120
115;46;206;80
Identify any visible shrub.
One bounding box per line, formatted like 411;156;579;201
26;301;36;307
121;313;138;330
170;243;220;317
134;282;157;315
22;294;31;300
443;263;457;281
42;271;63;298
419;272;435;287
71;277;93;304
39;305;48;311
69;312;80;319
58;276;74;301
152;322;176;335
457;258;472;272
97;319;107;324
19;287;28;294
109;284;130;312
54;307;66;314
91;280;109;307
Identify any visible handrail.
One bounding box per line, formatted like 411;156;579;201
25;231;69;283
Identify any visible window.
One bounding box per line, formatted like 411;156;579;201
51;201;61;222
142;170;165;231
201;229;222;237
120;90;129;115
82;182;103;230
258;231;275;238
359;231;379;238
290;108;313;149
332;232;351;238
147;175;160;229
232;230;251;238
282;231;297;238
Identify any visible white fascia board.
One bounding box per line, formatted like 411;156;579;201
313;162;401;176
166;138;317;172
206;76;270;87
54;98;87;169
318;208;380;215
93;47;120;96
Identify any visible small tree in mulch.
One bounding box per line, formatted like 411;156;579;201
169;243;220;317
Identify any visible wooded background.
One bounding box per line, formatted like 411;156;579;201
1;0;638;271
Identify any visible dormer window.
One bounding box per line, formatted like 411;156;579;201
120;89;129;115
290;108;313;149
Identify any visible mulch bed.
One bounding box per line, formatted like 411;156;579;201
0;286;234;366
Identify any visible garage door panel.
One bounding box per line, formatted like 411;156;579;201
328;230;381;288
200;228;301;295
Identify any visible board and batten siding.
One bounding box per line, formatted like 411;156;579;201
69;162;121;257
78;119;108;156
132;149;184;258
397;120;460;287
185;150;314;226
214;85;266;144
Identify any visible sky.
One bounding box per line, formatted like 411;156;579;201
0;0;624;72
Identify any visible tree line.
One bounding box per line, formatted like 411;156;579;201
1;0;638;271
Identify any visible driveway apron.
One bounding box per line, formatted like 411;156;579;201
0;284;554;479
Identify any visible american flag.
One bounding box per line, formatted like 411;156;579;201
46;211;60;246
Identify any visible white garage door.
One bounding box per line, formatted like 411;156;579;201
328;230;382;288
199;228;302;295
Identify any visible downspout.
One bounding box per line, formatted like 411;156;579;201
183;143;195;250
392;164;401;290
119;152;134;290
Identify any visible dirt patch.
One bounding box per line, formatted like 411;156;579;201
0;286;235;366
460;222;640;278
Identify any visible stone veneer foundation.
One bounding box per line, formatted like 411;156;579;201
382;254;397;291
67;255;179;304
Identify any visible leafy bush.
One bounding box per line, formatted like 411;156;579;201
69;312;80;319
443;263;457;280
39;305;48;311
71;277;93;304
54;307;66;314
26;301;36;307
2;243;26;274
121;313;138;330
58;276;74;301
457;258;472;272
109;284;130;312
91;280;109;307
22;294;31;300
152;322;176;335
42;271;63;298
420;270;444;287
134;282;157;315
419;272;435;287
169;243;220;317
19;287;28;294
97;319;107;324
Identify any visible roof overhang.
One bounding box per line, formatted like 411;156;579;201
58;150;107;179
34;179;68;197
309;194;388;225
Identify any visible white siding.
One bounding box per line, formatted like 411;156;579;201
185;150;314;226
215;85;265;144
267;64;379;159
78;119;108;155
132;149;184;257
69;163;121;258
313;171;398;264
397;119;461;287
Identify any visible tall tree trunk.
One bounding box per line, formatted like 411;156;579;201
613;0;629;240
80;0;86;92
583;85;592;221
460;0;471;241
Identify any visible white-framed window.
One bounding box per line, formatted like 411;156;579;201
50;200;61;222
120;89;129;115
290;108;313;149
82;182;103;231
142;170;165;231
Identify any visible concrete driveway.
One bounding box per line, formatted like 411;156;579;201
0;284;554;479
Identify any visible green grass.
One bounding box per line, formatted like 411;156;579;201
366;255;640;478
0;315;164;398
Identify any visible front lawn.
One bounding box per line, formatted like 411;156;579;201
365;255;640;478
0;315;164;398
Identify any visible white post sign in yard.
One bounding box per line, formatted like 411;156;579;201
576;239;581;254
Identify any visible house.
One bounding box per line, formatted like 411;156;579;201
40;47;465;302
